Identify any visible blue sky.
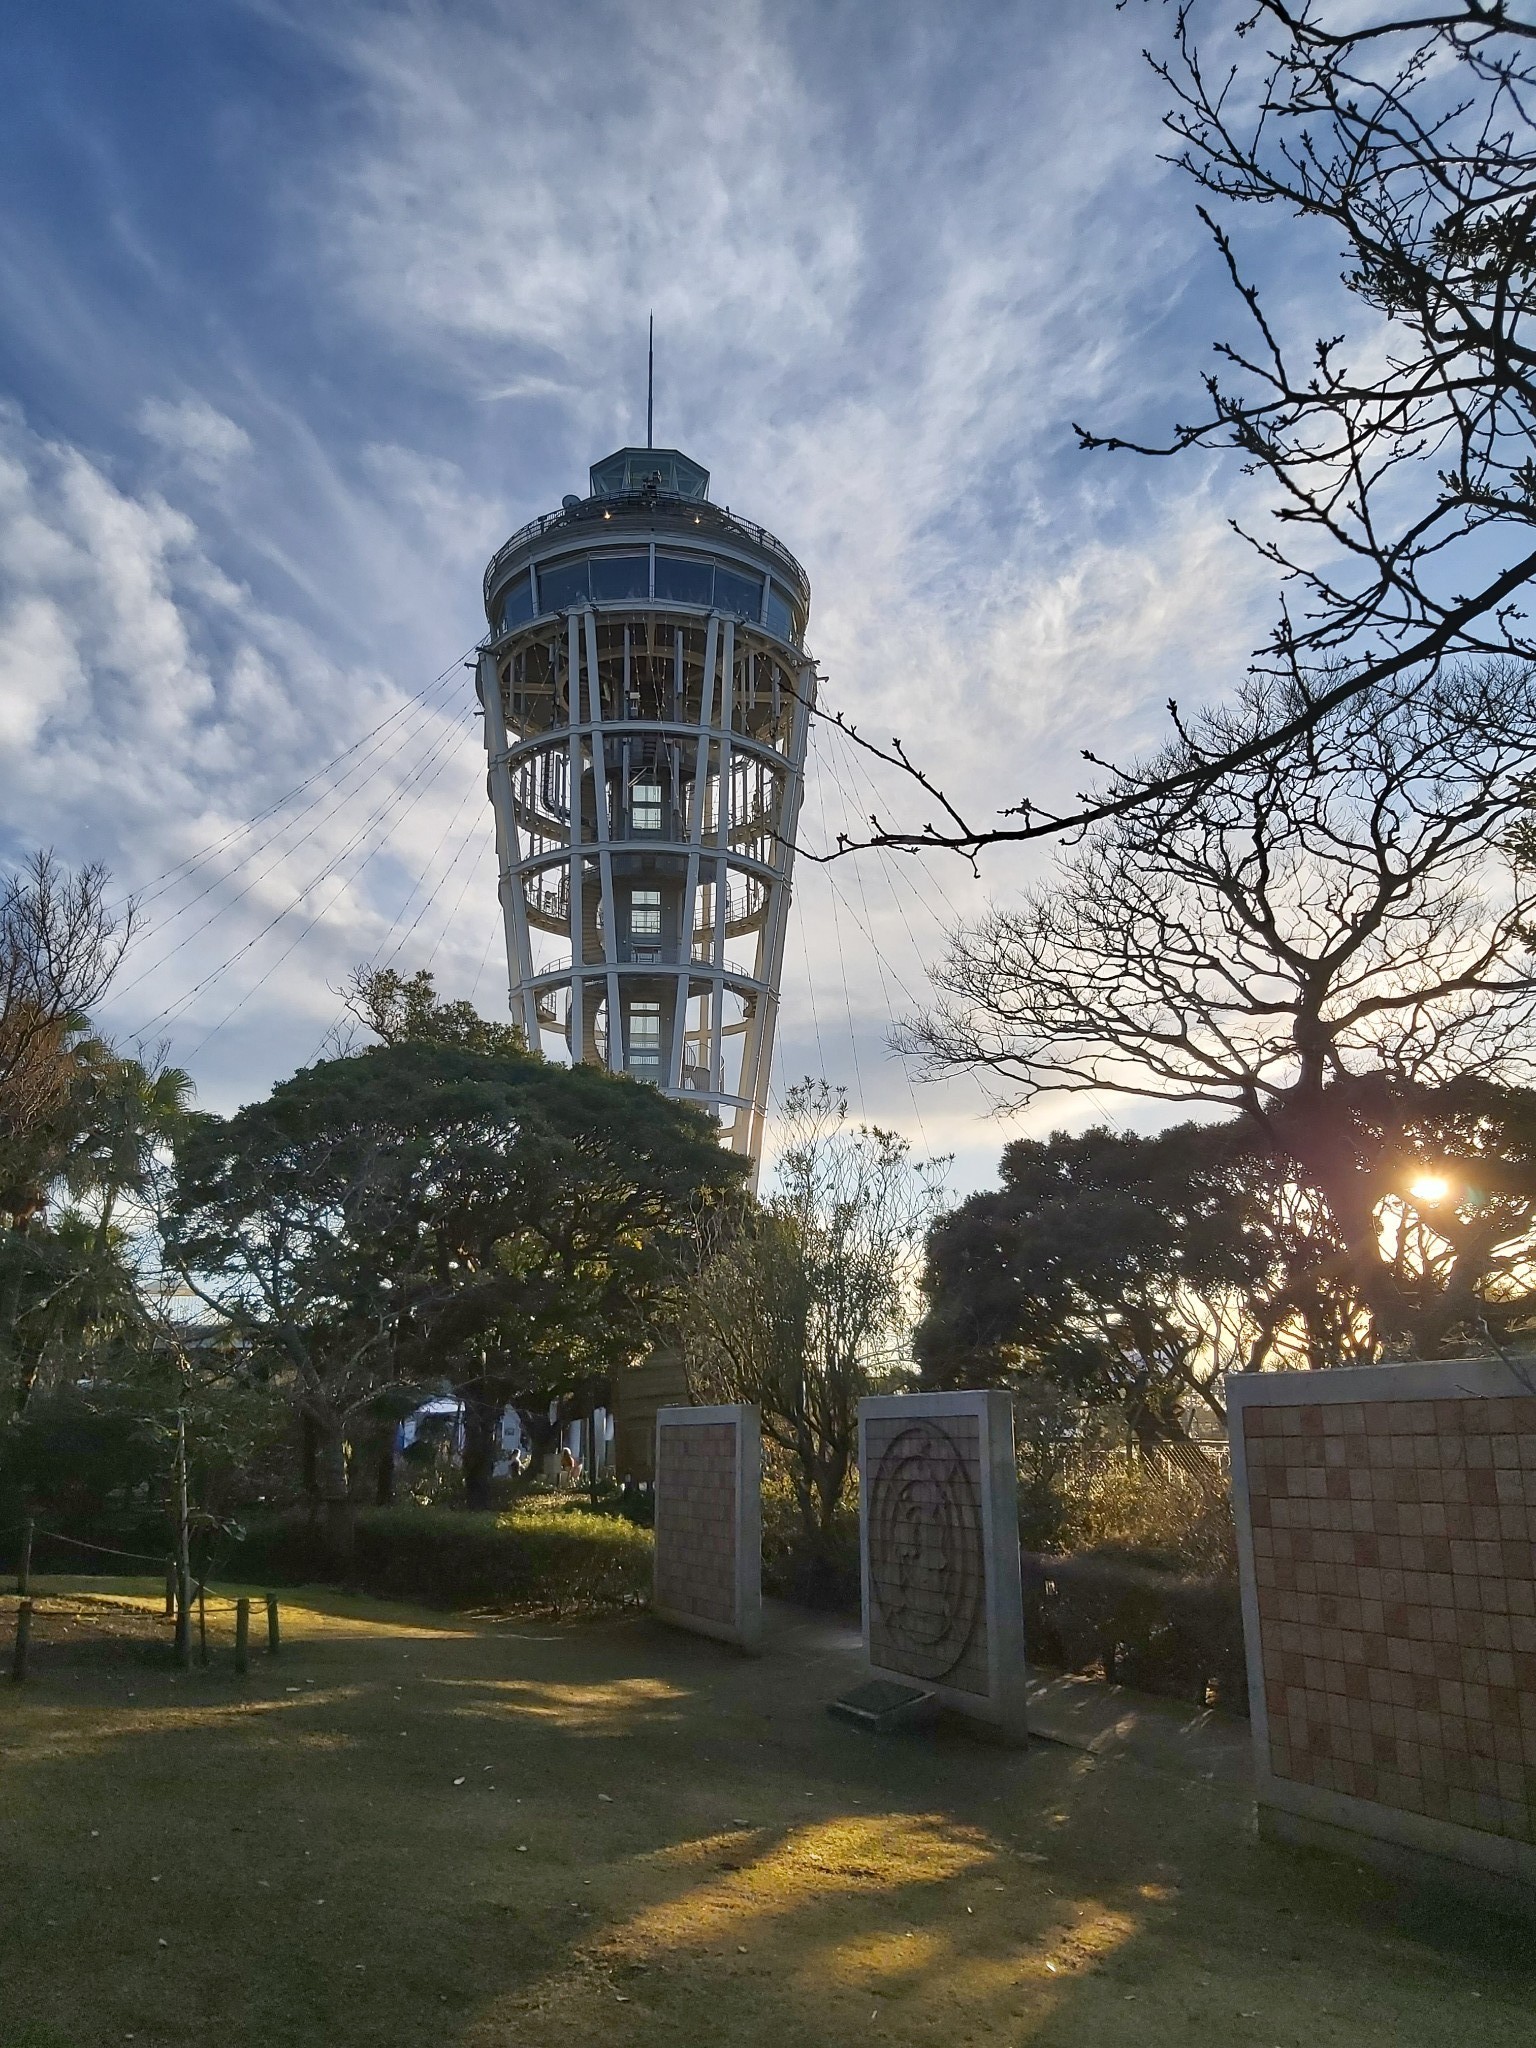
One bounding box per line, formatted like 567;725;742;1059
0;0;1292;1191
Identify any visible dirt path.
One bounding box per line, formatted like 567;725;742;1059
0;1576;1528;2046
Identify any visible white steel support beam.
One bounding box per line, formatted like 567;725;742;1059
565;610;586;1066
738;657;816;1171
478;650;541;1045
585;608;624;1072
709;619;735;1100
669;612;719;1095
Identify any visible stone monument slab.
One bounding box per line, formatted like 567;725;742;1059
652;1402;762;1651
857;1390;1027;1741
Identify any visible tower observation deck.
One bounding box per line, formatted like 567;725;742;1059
477;444;815;1170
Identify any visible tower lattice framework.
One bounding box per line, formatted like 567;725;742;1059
478;445;814;1170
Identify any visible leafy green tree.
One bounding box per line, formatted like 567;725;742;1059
0;852;190;1413
0;1217;145;1414
166;1042;744;1548
64;1055;194;1252
916;1123;1306;1449
0;852;132;1227
919;1085;1536;1444
685;1082;946;1570
0;1386;166;1529
341;965;527;1059
1;1047;193;1412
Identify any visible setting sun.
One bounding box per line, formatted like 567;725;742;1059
1409;1174;1451;1204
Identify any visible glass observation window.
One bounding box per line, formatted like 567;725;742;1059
589;552;650;601
526;543;794;633
537;557;590;611
589;448;710;499
629;889;662;936
630;779;664;832
653;552;715;606
714;565;765;620
628;1001;663;1069
764;584;795;642
500;574;535;633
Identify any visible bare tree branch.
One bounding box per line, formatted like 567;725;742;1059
825;3;1536;861
902;658;1536;1342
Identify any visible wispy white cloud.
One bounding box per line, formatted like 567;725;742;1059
243;0;1274;1179
0;403;494;1098
294;0;862;375
137;395;253;481
0;1;1293;1188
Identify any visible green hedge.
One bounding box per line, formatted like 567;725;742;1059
1023;1548;1248;1713
227;1498;654;1616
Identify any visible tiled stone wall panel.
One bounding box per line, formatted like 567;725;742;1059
654;1419;739;1629
1245;1393;1536;1845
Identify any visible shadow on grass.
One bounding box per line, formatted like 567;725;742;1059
1;1582;1534;2048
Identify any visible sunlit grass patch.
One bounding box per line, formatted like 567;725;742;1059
3;1584;1530;2048
440;1673;690;1734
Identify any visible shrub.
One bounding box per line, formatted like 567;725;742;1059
0;1391;167;1534
228;1497;653;1616
0;1508;176;1580
1023;1548;1248;1713
759;1463;860;1612
1024;1445;1236;1577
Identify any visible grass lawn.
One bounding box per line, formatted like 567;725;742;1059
1;1574;1531;2047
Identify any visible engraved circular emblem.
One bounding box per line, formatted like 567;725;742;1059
869;1423;982;1680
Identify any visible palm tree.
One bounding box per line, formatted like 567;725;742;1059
65;1053;195;1249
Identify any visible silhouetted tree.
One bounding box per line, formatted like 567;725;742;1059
907;665;1536;1351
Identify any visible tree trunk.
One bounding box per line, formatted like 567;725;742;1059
790;1442;820;1545
301;1413;320;1521
519;1402;561;1477
314;1419;355;1566
375;1444;395;1506
1268;1095;1405;1351
460;1386;500;1512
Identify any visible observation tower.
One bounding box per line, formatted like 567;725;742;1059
477;442;814;1171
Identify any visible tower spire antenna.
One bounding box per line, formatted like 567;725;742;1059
646;312;654;450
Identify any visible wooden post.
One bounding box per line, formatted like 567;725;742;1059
173;1411;192;1670
197;1580;209;1667
16;1518;33;1598
234;1597;250;1675
164;1559;176;1619
10;1598;32;1682
266;1594;280;1656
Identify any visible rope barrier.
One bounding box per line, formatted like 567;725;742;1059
28;1528;170;1566
6;1523;272;1601
5;1519;284;1682
5;1518;269;1578
5;1519;171;1567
